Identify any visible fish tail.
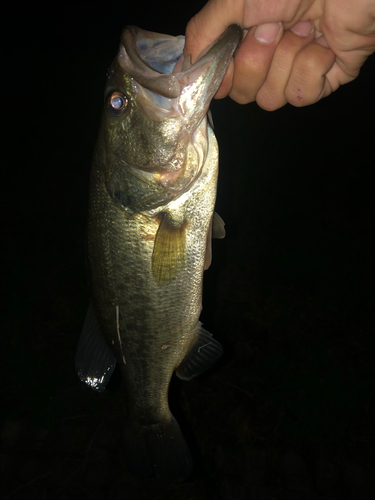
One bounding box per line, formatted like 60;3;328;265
123;413;192;482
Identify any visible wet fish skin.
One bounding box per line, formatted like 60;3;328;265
76;25;242;481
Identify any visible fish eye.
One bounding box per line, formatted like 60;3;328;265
106;91;129;116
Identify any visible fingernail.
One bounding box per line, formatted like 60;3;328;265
290;20;314;37
315;35;330;48
254;23;282;44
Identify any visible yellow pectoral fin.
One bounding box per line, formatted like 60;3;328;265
152;213;187;284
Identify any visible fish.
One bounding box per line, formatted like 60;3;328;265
75;24;242;482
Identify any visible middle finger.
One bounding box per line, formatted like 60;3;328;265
256;21;315;110
228;23;284;104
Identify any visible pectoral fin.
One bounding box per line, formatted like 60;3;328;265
212;211;225;239
204;212;226;270
152;213;186;284
75;302;117;392
204;219;213;271
175;323;223;381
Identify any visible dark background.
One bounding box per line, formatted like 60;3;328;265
2;1;375;498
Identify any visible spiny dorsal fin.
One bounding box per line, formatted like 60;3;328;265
175;323;223;381
152;212;187;285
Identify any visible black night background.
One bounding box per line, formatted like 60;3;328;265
2;1;375;498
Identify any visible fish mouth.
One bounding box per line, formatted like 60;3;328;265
118;25;242;125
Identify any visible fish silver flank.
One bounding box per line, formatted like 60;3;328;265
75;24;242;482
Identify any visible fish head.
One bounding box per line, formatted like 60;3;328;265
100;25;241;210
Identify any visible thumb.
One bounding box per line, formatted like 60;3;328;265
184;0;243;62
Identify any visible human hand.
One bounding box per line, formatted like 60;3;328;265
184;0;375;109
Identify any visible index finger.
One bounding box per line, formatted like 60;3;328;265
184;0;318;62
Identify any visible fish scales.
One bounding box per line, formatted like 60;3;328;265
89;130;219;402
76;24;242;481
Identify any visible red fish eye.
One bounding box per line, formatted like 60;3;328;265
112;96;124;109
106;91;129;116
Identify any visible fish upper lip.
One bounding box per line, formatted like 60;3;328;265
118;25;242;100
119;26;183;98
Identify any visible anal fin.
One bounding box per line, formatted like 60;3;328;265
175;323;223;381
75;302;116;392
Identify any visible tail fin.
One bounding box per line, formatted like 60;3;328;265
123;413;192;482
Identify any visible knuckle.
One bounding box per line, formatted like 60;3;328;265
285;44;337;106
286;88;312;107
236;50;268;75
285;77;317;107
293;50;321;80
185;16;199;40
256;86;285;111
229;88;253;105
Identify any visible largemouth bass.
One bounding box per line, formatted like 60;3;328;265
76;24;241;482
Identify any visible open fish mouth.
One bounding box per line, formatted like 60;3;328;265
116;25;242;126
102;24;242;210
